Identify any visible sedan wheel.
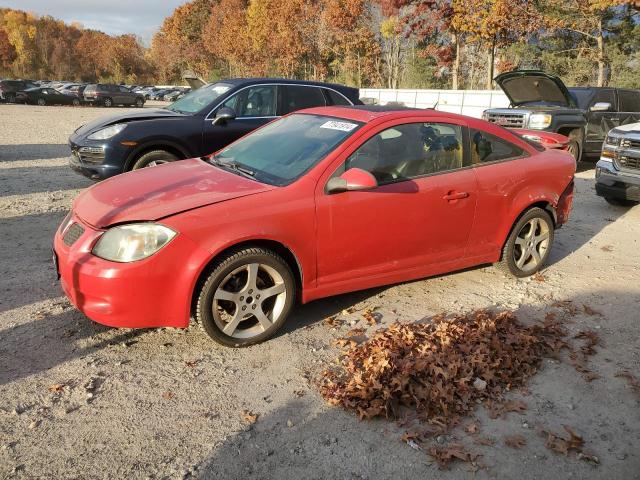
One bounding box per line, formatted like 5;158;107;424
37;98;46;106
197;248;295;346
498;207;554;277
103;97;113;107
72;98;80;107
131;150;179;170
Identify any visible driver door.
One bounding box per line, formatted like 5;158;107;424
201;85;279;155
315;119;478;289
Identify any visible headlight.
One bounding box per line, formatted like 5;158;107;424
92;223;176;262
87;123;127;140
527;114;552;129
604;134;621;147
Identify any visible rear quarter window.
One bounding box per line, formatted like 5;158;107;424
618;90;640;112
325;89;351;106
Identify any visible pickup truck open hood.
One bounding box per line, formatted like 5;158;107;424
73;108;185;138
495;70;577;108
73;159;274;228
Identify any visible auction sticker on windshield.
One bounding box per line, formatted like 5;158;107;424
320;121;358;132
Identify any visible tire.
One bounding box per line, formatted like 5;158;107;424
103;97;113;107
604;197;638;207
37;97;46;106
135;98;144;108
72;97;80;107
6;92;16;103
131;150;179;169
196;247;296;347
566;129;583;163
497;207;554;277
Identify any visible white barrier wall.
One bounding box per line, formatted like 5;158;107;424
359;88;510;118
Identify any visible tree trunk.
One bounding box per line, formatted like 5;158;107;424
486;36;495;90
452;32;460;90
596;18;605;87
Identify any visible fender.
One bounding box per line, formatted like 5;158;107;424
124;138;195;170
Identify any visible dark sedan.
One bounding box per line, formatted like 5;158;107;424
68;78;361;180
16;87;82;106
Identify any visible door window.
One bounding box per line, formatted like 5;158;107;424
618;90;640;112
220;85;277;118
325;89;351;106
119;86;130;93
340;122;464;184
282;85;326;114
470;130;526;164
591;89;616;109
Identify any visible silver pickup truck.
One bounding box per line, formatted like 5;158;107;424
596;123;640;206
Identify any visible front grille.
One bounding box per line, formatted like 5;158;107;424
617;156;640;171
621;139;640;150
63;223;85;246
485;112;526;128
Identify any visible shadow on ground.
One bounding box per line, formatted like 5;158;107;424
0;144;70;162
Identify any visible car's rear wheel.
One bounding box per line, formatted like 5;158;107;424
103;97;113;107
37;97;46;106
72;97;80;107
6;92;16;103
196;247;295;347
604;197;638;207
135;98;144;108
567;129;582;163
131;150;179;169
498;207;554;277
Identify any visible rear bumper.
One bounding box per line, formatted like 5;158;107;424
53;213;209;329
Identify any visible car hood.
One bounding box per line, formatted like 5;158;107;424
73;158;274;229
495;70;577;108
73;108;186;137
611;122;640;134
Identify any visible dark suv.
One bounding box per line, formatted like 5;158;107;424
482;70;640;162
68;78;361;180
0;79;39;103
83;84;145;108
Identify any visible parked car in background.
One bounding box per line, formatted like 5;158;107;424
596;123;640;206
483;70;640;163
163;89;184;102
68;78;361;180
55;106;575;346
83;84;145;107
16;87;83;106
0;79;39;103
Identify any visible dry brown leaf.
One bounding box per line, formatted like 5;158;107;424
600;245;613;252
240;409;259;423
48;384;65;393
615;370;640;398
504;435;527;449
345;327;366;337
582;305;602;316
323;316;343;327
362;309;379;326
185;360;199;368
162;391;174;400
465;422;479;434
473;436;495;446
427;443;479;470
532;272;546;282
541;425;585;456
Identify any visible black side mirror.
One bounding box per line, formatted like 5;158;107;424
213;107;236;126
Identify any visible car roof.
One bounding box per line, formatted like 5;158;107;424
219;77;359;93
298;105;464;123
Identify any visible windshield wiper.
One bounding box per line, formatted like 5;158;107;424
208;156;256;179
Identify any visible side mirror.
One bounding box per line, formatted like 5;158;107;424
212;107;236;126
590;102;612;112
326;168;378;194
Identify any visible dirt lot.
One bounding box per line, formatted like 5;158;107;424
0;102;639;480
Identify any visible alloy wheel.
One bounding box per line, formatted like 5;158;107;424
211;263;287;339
145;160;169;167
513;217;550;273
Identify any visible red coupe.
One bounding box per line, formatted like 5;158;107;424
53;106;575;346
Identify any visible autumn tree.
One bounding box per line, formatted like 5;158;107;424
0;27;17;73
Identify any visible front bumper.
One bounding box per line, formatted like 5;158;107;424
53;213;210;329
595;159;640;201
68;135;129;181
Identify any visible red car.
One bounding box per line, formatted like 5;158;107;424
53;106;575;346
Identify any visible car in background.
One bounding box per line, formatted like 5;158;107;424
57;83;83;95
16;87;83;106
68;78;361;180
0;79;39;103
83;84;145;108
163;89;183;102
595;124;640;206
483;70;640;163
54;105;575;346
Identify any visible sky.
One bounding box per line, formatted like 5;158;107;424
1;0;190;44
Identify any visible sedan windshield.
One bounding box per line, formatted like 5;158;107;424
213;114;362;186
165;82;233;114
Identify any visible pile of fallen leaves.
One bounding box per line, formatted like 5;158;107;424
318;310;567;423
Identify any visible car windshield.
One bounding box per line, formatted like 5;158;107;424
211;114;362;186
165;82;233;114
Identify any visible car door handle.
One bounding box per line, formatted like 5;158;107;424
443;191;469;201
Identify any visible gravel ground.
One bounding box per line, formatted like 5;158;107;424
0;102;639;480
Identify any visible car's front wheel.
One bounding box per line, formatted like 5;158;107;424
135;98;144;108
103;97;113;107
131;150;179;169
72;97;80;107
196;247;296;347
498;207;554;277
37;97;46;106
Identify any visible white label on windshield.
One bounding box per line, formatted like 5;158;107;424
320;120;358;132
